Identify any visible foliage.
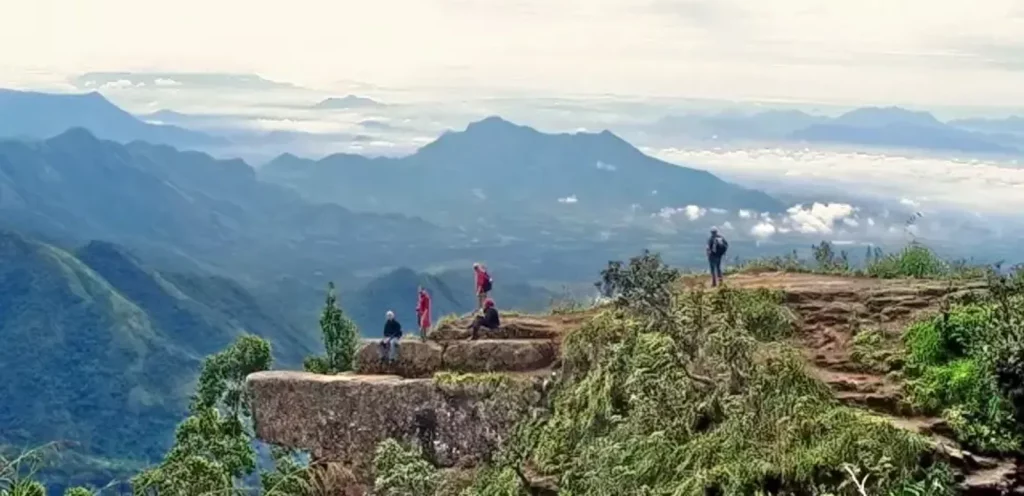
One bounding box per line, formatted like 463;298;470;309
812;240;851;273
132;335;272;494
594;249;680;313
0;446;97;496
850;328;902;374
303;282;359;375
469;250;950;495
902;289;1023;453
372;440;440;496
733;249;807;274
733;241;988;282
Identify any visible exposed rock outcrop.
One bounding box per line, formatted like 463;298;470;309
247;371;545;478
354;338;559;377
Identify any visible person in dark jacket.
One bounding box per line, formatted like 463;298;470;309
706;227;729;287
380;310;402;363
468;298;500;340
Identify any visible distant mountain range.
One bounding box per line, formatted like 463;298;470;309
649;106;1022;154
261;116;784;226
72;72;297;91
313;95;385;110
0;229;315;489
0;89;225;148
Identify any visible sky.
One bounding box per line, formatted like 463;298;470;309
3;0;1024;107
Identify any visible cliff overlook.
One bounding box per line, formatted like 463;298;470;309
247;250;1024;495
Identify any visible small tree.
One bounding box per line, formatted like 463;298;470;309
595;250;680;313
133;335;273;495
305;282;360;374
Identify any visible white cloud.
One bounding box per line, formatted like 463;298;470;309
684;205;707;220
595;161;617;171
99;79;137;90
472;188;486;200
722;221;734;230
785;202;855;234
154;78;182;87
558;195;579;204
738;209;754;219
900;198;920;208
751;222;777;238
656;204;707;221
655;147;1024;215
710;208;728;214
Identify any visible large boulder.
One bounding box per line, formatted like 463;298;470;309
444;340;558;374
247;371;545;479
354;339;443;377
429;313;590;341
353;338;559;377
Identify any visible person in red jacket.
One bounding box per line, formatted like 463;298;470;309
416;286;431;341
473;263;492;311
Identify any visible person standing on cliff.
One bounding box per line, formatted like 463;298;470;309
416;286;431;341
380;310;402;364
707;227;729;287
473;263;493;311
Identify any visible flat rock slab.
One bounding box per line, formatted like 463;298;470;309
247;370;543;478
354;338;558;378
429;314;588;341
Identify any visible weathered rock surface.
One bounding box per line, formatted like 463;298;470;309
247;371;545;477
428;313;591;341
354;338;559;378
354;339;443;377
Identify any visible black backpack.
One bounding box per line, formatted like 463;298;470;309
713;236;729;256
482;273;493;293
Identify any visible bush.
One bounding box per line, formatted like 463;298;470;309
472;251;952;495
864;242;958;278
372;440;440;496
903;304;1022;452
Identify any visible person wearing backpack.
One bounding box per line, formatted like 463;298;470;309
473;263;493;311
415;286;431;341
706;227;728;287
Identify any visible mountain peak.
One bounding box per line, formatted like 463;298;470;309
835;106;942;128
466;114;528;133
46;126;102;145
313;95;384;110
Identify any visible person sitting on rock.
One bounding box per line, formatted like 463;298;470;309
416;286;431;341
468;298;500;340
380;310;402;363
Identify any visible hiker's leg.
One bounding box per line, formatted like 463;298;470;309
709;258;718;287
714;257;724;284
470;317;483;340
390;338;400;362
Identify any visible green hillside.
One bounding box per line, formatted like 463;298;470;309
0;230;317;489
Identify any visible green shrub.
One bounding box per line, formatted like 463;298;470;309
471;251;952;495
903;305;1022;452
372;439;440;496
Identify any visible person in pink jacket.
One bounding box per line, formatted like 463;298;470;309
416;286;431;341
473;263;492;311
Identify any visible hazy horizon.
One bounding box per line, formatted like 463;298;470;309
4;0;1024;112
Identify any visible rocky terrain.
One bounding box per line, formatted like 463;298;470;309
247;272;1021;494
